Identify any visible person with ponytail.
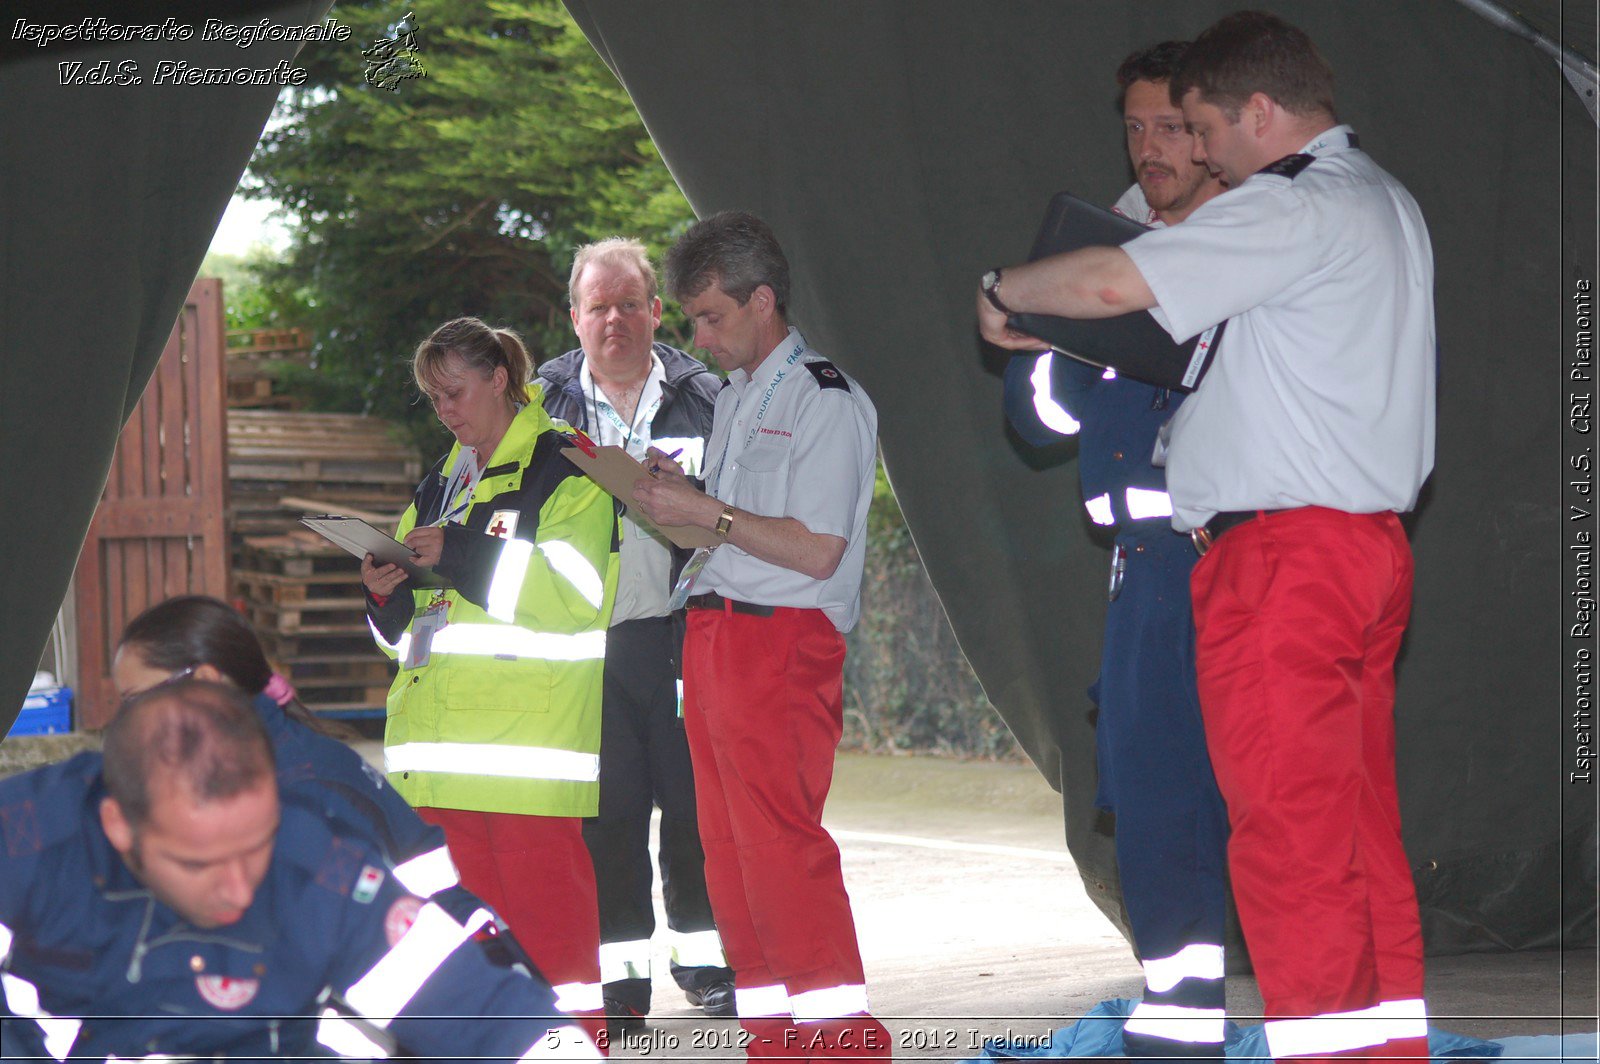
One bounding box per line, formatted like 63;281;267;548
114;594;462;900
361;316;620;1046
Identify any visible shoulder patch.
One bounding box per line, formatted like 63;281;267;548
805;361;850;391
1257;153;1315;180
352;864;386;904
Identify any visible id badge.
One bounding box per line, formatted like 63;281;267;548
1108;544;1127;602
668;547;715;611
406;601;448;669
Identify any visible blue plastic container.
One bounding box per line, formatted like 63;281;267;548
10;687;72;736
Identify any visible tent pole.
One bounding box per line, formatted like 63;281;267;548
1454;0;1598;124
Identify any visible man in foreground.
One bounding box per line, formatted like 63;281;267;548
979;12;1435;1061
0;680;598;1060
633;211;890;1059
999;40;1231;1060
539;236;734;1030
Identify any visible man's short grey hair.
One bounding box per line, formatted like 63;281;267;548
663;211;791;315
568;237;658;307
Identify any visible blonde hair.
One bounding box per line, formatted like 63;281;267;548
568;237;658;307
412;317;531;406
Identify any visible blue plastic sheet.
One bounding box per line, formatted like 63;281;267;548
963;997;1560;1062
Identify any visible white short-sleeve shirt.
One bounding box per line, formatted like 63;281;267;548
699;327;878;632
581;351;672;623
1122;126;1436;531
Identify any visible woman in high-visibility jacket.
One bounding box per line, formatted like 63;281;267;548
362;317;619;1047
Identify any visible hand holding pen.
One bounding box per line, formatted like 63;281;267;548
647;446;684;477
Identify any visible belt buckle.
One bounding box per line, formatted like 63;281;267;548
1190;525;1214;557
1108;544;1127;601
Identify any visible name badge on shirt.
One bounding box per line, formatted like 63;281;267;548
668;547;715;611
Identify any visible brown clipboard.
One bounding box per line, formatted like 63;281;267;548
560;445;721;549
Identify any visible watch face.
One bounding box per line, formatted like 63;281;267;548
982;270;1000;292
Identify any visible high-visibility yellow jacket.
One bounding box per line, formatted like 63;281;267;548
366;398;619;817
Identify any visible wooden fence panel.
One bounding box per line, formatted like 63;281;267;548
73;279;229;728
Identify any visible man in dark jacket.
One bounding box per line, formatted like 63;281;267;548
538;237;732;1031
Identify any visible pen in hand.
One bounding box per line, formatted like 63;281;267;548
648;447;684;476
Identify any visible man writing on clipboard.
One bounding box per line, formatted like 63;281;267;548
632;211;890;1060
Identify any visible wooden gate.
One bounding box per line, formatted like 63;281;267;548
73;279;230;728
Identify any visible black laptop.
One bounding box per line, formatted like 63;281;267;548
1005;192;1224;393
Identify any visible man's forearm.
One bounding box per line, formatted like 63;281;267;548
1002;246;1156;319
634;473;848;581
713;507;847;582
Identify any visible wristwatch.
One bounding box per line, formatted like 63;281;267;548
981;268;1011;314
714;505;735;540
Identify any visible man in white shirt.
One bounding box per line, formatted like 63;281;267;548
978;12;1435;1062
634;211;888;1060
537;238;733;1031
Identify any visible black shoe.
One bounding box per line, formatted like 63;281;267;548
686;979;738;1018
603;996;646;1037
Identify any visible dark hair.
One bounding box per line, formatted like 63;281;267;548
1115;40;1191;108
102;680;275;829
119;595;334;735
413;316;533;406
663;211;791;315
1172;11;1336;121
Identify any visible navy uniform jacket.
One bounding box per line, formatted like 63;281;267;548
1005;352;1181;524
0;752;583;1062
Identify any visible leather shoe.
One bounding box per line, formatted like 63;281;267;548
686;979;737;1018
603;996;646;1037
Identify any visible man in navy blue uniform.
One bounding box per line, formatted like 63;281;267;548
999;41;1231;1060
0;680;599;1061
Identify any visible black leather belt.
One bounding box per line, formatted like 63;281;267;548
1191;509;1292;555
684;592;775;617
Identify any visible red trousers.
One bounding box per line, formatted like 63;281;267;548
683;604;892;1060
1191;509;1428;1063
418;807;606;1051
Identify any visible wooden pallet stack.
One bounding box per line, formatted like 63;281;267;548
228;409;421;717
226;327;310;409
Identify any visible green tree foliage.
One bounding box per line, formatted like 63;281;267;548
200;249;313;332
244;0;695;449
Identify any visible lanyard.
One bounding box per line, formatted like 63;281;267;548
434;449;479;526
706;338;806;497
593;390;664;457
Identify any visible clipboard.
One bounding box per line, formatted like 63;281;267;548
1005;192;1225;393
299;515;452;588
559;445;721;549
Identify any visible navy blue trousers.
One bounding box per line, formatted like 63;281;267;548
1091;525;1230;1057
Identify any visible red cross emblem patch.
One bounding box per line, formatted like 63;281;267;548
486;510;519;539
385;895;425;946
196;975;259;1010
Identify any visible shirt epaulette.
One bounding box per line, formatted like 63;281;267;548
805;361;851;391
1258;153;1316;180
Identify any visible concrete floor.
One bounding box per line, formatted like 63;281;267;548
604;752;1597;1060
